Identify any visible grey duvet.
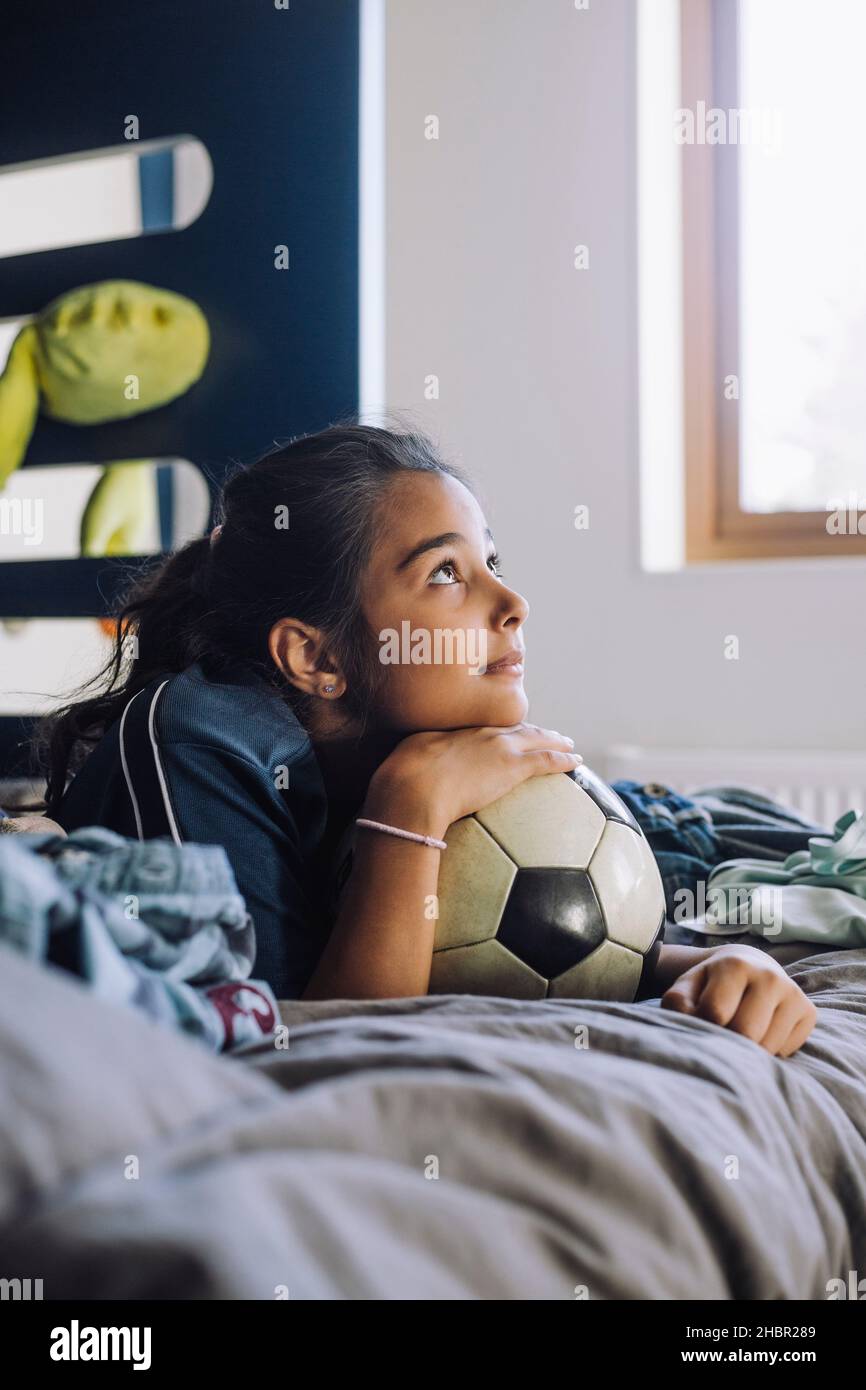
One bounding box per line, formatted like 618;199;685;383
1;942;865;1299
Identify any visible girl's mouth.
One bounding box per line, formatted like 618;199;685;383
483;648;525;676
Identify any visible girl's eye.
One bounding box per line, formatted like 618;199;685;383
428;559;459;585
428;556;500;583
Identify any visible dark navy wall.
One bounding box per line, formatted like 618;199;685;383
0;0;359;616
0;0;359;775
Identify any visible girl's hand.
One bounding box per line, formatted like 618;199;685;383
366;722;583;841
306;724;581;1001
660;943;818;1056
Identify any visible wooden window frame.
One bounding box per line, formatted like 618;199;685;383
682;0;866;561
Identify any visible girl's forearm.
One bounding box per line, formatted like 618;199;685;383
301;787;446;1001
643;943;718;996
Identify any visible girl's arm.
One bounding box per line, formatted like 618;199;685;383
640;943;717;997
301;722;581;1001
300;778;447;1000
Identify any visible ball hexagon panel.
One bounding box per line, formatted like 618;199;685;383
547;937;645;1000
588;819;666;952
430;937;547;999
475;770;605;869
497;867;605;979
435;815;516;950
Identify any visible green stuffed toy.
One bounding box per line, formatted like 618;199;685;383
78;459;158;557
0;280;209;555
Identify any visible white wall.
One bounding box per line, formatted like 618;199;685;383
383;0;865;769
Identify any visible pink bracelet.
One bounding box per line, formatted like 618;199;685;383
355;817;448;851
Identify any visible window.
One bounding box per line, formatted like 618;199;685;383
667;0;866;560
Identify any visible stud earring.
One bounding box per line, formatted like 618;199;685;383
323;684;336;695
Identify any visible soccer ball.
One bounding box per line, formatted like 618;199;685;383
330;766;666;1002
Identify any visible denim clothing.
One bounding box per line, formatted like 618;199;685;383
610;780;830;923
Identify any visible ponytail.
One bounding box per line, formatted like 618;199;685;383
28;533;218;817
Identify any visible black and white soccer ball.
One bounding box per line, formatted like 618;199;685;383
331;766;665;1002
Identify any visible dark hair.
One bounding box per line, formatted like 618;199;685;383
29;415;475;818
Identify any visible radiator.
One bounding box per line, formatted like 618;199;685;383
600;745;866;828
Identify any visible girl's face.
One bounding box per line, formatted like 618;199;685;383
360;472;530;731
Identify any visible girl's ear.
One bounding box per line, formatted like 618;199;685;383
268;617;345;699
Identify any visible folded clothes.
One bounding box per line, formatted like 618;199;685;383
690;807;866;947
0;825;279;1052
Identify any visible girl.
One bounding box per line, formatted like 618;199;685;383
37;422;816;1055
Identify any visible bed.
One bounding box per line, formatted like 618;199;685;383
1;937;865;1299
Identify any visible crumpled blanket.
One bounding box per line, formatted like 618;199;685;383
0;825;278;1052
675;807;866;948
1;942;866;1299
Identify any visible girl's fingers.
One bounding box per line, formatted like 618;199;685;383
759;994;807;1055
510;724;578;749
776;1001;819;1058
726;978;782;1044
660;962;708;1014
661;948;817;1057
522;748;583;778
689;958;749;1028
